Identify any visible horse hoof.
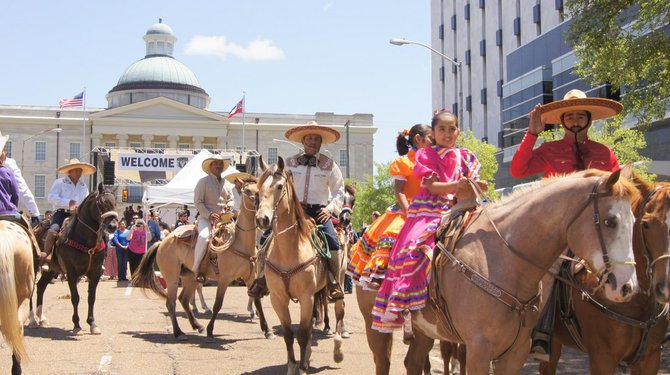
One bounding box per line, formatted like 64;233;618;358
204;308;212;315
39;319;49;327
341;330;351;339
265;331;276;339
205;335;215;343
28;320;39;329
90;326;102;335
177;334;188;341
197;327;205;334
73;328;83;336
323;328;331;335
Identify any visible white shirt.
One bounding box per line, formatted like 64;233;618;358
194;173;234;219
48;176;89;210
285;152;344;215
4;157;39;216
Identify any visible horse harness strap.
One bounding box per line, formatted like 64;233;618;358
265;256;319;302
229;246;258;280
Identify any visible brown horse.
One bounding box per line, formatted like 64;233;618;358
255;158;345;375
133;179;273;340
0;221;35;375
539;174;670;374
403;169;640;375
30;183;118;335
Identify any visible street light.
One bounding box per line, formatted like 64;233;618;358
272;138;304;153
21;128;62;170
389;38;464;129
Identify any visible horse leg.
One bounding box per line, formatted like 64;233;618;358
11;352;21;375
206;279;229;340
491;338;530;375
456;343;466;375
247;296;256;319
86;268;102;335
197;284;212;314
538;341;562;375
297;296;315;374
464;342;493;375
333;298;345;363
66;273;83;335
586;350;619;374
440;341;455;375
312;291;324;330
631;347;662;375
30;271;55;328
178;277;203;333
165;279;186;340
356;287;392;375
253;297;275;339
404;330;434;375
270;294;297;374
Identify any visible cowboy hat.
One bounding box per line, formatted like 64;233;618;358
224;171;254;183
0;131;8;153
57;159;96;176
541;89;623;125
285;121;340;144
201;154;231;174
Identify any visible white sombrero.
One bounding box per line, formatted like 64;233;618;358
224;171;255;183
541;89;623;125
201;154;232;174
57;159;96;176
0;131;8;153
284;121;340;144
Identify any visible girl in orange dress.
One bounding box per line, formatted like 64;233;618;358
347;123;432;290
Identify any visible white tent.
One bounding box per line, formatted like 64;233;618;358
142;149;237;206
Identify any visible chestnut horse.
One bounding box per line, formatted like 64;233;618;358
539;174;670;374
0;221;35;375
404;169;640;375
133;178;273;340
30;183;118;335
255;158;345;375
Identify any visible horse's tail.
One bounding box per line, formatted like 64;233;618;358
0;236;28;363
131;241;167;299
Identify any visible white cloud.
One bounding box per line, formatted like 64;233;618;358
184;35;286;61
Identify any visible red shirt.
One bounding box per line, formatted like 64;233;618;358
511;132;619;178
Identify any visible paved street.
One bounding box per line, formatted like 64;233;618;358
1;278;669;374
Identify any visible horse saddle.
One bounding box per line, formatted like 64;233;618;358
0;213;42;257
173;224;197;243
434;208;476;266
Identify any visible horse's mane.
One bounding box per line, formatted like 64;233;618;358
490;169;638;209
631;170;670;215
345;184;356;196
258;166;313;239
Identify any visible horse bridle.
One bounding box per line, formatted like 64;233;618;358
262;170;297;236
236;180;259;233
636;186;670;294
75;191;118;237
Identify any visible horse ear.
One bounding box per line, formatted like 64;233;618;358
602;168;622;192
630;168;652;197
277;156;285;171
259;155;268;173
620;163;633;180
98;182;104;193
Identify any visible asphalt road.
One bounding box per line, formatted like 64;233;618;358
1;278;669;374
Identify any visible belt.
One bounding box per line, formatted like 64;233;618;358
301;204;325;210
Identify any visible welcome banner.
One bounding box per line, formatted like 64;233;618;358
118;153;195;171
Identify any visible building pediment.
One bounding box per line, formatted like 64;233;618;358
90;97;227;124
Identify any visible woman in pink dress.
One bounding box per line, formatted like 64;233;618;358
372;111;482;332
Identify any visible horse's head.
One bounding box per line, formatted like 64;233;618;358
239;178;259;214
255;158;290;230
631;173;670;304
83;183;119;235
566;169;640;303
338;184;356;227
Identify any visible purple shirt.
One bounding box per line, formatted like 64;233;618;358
128;229;148;254
0;166;19;215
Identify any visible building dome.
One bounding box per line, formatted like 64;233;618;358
107;20;210;109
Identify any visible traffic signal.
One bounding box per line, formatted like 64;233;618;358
103;161;115;185
122;188;128;202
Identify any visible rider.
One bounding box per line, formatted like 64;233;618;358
0;147;41;224
43;159;96;268
510;88;623;362
192;154;234;283
0;131;20;218
248;121;346;301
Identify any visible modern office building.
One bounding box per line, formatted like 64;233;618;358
0;21;376;215
431;0;670;187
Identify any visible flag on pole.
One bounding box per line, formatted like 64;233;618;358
59;91;84;108
227;97;244;118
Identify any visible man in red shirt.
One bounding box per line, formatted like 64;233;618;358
510;89;623;362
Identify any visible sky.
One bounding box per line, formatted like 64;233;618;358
0;1;432;167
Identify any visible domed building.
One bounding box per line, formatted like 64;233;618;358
107;20;210;109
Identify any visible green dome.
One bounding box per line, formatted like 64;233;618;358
146;22;174;36
113;56;203;91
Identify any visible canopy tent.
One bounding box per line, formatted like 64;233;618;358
142;149;237;206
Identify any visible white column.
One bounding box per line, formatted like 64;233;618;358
167;135;179;149
91;133;103;148
142;134;154;148
116;134;128;148
193;136;204;150
217;136;227;150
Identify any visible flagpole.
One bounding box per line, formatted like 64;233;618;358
82;89;86;157
241;91;246;163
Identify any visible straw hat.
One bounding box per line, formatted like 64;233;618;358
0;131;8;153
57;159;96;176
541;89;623;125
201;154;231;174
224;171;254;183
284;121;340;144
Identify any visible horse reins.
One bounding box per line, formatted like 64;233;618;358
637;186;670;295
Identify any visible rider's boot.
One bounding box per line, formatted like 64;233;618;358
248;274;269;298
41;229;58;272
326;250;344;301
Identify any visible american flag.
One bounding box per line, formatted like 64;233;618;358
59;91;84;108
227;97;244;119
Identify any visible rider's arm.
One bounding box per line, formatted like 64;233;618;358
510;132;546;178
4;158;39;216
326;164;345;216
48;179;71;209
193;178;212;219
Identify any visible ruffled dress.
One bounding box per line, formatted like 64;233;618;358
347;150;421;290
371;146;481;332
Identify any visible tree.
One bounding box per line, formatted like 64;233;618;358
566;1;670;127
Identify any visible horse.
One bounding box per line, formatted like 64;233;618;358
401;169;641;375
132;178;273;341
539;173;670;374
255;158;345;375
0;221;35;375
29;183;118;335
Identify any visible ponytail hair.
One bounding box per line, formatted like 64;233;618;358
396;124;432;156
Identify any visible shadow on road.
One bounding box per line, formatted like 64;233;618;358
24;326;79;341
125;330;262;350
241;364;339;374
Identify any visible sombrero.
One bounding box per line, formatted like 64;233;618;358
224;171;254;183
285;121;340;144
201;154;231;174
57;159;96;176
0;131;8;153
541;89;623;125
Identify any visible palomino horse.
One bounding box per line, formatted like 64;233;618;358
0;221;35;375
133;178;273;340
402;169;640;375
255;158;345;375
539;173;670;374
30;183;118;335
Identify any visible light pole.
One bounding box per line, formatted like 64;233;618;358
21;128;62;170
272;138;304;153
390;38;464;129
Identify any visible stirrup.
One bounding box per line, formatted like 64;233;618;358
327;283;344;301
367;279;382;290
529;340;551;363
248;278;268;298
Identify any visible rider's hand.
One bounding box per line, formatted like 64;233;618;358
31;215;41;225
528;103;546;136
209;212;220;222
317;208;332;224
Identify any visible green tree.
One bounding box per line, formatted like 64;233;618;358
457;130;499;193
566;1;670;127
